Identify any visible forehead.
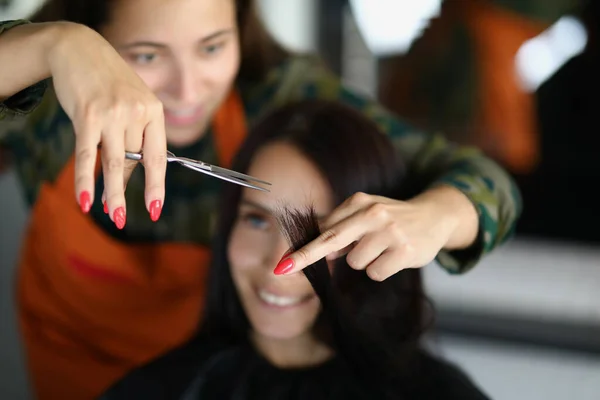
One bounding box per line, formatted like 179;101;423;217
242;142;334;215
104;0;236;40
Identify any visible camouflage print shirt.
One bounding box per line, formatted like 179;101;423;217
0;19;522;274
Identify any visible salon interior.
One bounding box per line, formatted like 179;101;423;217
1;0;599;399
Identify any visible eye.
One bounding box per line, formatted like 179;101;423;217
129;53;157;65
240;212;270;230
200;42;225;57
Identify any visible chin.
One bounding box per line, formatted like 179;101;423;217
253;322;312;341
247;305;320;342
165;122;210;147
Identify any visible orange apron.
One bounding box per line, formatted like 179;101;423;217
462;0;546;173
17;91;247;400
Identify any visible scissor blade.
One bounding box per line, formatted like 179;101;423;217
183;163;270;192
176;156;212;170
125;151;185;164
209;165;272;186
177;158;271;186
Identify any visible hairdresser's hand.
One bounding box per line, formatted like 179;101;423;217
48;22;166;227
274;186;479;281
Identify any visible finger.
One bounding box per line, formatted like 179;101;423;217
73;121;101;214
345;232;390;270
101;191;108;214
320;192;373;230
325;242;356;261
140;109;167;222
101;162;136;214
275;212;373;275
123;159;138;189
123;116;145;190
101;127;127;229
121;123;142;208
325;193;396;229
365;244;415;282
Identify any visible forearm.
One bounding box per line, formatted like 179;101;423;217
428;146;522;273
391;129;521;273
272;56;521;272
409;184;479;251
0;21;69;100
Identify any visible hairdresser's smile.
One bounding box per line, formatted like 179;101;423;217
104;0;241;145
163;104;204;127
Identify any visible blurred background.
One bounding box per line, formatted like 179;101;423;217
1;0;599;398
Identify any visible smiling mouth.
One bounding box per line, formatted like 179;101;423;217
163;105;204;126
258;289;313;308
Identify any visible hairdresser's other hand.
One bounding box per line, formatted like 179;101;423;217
49;22;166;227
274;186;479;281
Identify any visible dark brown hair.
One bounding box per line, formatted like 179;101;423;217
202;100;433;392
101;100;489;399
29;0;288;81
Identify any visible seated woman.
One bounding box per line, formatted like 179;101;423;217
100;100;490;400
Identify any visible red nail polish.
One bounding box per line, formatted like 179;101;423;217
103;201;108;214
274;258;294;275
79;191;91;213
113;207;126;230
279;250;292;263
149;200;162;222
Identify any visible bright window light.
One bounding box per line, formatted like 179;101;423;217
515;16;588;92
349;0;442;56
0;0;44;19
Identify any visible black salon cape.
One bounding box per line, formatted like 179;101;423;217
99;333;491;400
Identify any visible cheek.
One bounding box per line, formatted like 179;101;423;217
204;42;241;92
227;223;267;278
128;65;171;94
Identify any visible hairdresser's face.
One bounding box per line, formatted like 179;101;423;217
102;0;240;146
228;142;333;341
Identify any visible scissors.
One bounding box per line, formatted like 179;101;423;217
125;150;271;192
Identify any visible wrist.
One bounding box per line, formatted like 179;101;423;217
45;21;86;72
409;185;479;250
0;21;70;100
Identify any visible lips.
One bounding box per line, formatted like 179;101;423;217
163;105;204;127
257;289;314;308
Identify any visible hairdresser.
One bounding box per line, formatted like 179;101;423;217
0;0;520;398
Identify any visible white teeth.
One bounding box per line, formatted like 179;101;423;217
258;290;302;307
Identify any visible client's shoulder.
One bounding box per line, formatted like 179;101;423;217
99;333;226;400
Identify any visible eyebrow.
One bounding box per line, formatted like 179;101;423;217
118;29;235;50
240;199;327;220
240;199;272;215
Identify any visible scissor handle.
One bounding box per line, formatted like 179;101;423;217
123;151;271;192
125;152;143;161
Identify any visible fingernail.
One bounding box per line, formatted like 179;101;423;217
103;201;108;214
149;200;162;222
113;207;126;230
279;250;292;263
79;191;91;213
274;258;294;275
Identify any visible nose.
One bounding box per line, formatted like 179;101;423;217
163;59;201;105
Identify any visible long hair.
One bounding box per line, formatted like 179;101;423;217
29;0;288;81
201;100;433;391
99;99;488;399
